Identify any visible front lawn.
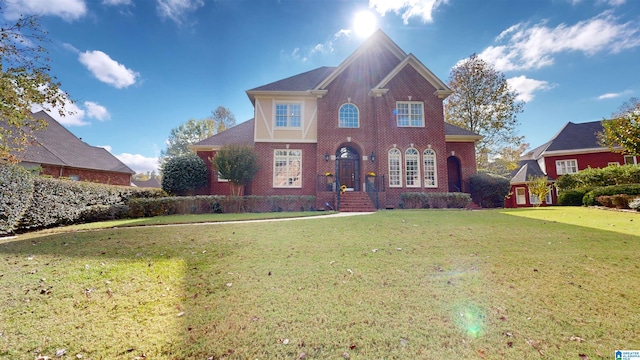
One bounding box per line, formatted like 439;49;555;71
1;207;638;359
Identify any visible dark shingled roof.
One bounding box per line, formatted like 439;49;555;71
19;111;134;174
248;67;336;92
510;160;549;183
444;123;481;137
132;178;161;188
545;121;604;152
192;119;255;147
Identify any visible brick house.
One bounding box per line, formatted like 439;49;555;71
506;120;639;208
15;110;134;186
192;30;481;210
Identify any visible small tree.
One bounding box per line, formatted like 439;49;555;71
212;145;259;196
599;97;640;157
161;153;207;195
527;175;551;207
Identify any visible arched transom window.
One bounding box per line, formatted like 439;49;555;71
339;103;359;128
388;148;402;187
423;149;437;187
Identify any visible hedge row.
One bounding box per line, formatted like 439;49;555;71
0;164;35;234
582;184;640;207
469;172;511;208
556;164;640;190
557;184;640;208
128;195;317;217
400;192;472;209
0;167;166;234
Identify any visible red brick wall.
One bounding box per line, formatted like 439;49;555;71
40;165;131;186
544;152;632;178
446;142;478;192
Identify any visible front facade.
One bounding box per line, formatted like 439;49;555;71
507;120;638;208
16;111;134;186
193;30;480;209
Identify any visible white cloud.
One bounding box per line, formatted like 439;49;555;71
156;0;204;24
479;11;640;72
507;75;554;102
84;101;111;121
78;50;139;88
114;153;160;173
3;0;87;21
597;90;631;100
369;0;448;24
288;29;352;62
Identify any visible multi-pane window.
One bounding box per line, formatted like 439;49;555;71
555;159;578;175
339;103;359;128
388;148;402;187
396;102;424;127
515;187;526;205
423;149;437;187
274;150;302;187
275;103;301;128
405;148;420;187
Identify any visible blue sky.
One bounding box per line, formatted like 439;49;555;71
3;0;640;173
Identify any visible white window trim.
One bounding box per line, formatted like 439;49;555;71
217;171;229;182
405;148;421;188
545;186;553;205
555;159;578;175
388;148;402;188
423;148;437;188
338;103;360;128
515;187;526;205
273;149;302;188
624;155;638;165
274;101;303;129
396;101;425;127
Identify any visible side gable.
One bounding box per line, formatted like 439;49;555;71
190;119;255;150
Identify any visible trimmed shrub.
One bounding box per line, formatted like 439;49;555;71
400;192;472;209
18;177;162;230
556;165;640;190
557;188;591;206
583;184;640;206
0;163;34;235
161;153;208;195
469;172;510;208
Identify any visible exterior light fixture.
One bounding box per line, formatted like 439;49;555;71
370;152;375;162
324;152;330;162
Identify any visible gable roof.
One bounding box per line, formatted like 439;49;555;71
521;120;607;160
510;160;550;184
19;111;134;174
246;29;451;101
190;119;255;149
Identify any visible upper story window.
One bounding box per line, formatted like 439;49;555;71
423;149;437;187
624;155;638;165
405;148;421;187
388;148;402;187
274;149;302;188
275;103;301;128
339;103;359;128
556;159;578;175
396;101;424;127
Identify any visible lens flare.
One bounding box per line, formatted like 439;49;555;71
453;303;485;338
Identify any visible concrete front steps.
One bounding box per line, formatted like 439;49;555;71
339;191;377;212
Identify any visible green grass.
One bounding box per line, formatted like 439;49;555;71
1;207;639;359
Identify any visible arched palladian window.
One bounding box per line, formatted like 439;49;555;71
423;149;437;188
339;103;359;128
388;148;402;187
405;148;420;187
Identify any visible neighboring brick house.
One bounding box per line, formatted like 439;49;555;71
192;30;481;209
506;120;639;208
15;110;134;186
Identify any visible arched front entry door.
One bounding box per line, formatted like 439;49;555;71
337;146;360;191
447;156;462;192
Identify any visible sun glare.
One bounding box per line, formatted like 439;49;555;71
353;11;377;38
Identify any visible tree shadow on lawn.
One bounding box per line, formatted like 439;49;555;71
1;210;640;358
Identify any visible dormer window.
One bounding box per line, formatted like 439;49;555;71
339;103;359;128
